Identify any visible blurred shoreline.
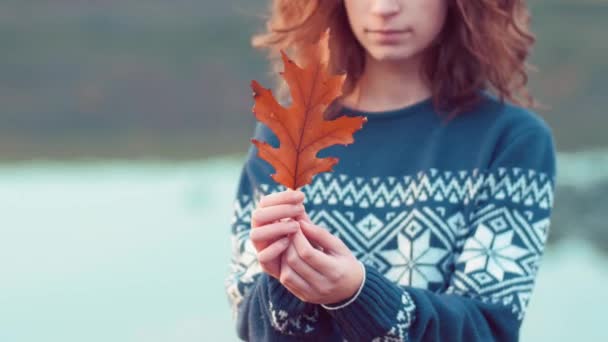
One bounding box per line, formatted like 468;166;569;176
1;0;607;160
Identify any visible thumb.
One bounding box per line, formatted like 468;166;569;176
298;220;347;255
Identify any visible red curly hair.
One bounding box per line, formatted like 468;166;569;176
250;0;541;118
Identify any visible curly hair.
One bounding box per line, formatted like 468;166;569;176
250;0;541;118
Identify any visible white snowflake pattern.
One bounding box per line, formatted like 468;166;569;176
381;230;448;288
458;224;529;281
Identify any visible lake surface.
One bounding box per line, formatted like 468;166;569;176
0;153;607;341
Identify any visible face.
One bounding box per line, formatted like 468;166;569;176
343;0;449;62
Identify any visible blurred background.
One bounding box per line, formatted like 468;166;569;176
0;0;606;341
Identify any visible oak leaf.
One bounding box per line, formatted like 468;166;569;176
250;29;367;190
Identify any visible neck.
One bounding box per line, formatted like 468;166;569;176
342;51;431;112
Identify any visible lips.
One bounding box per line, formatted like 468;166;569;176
366;28;411;34
367;28;411;44
372;29;408;34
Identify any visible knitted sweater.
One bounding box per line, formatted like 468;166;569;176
225;92;557;341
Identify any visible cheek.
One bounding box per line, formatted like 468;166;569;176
343;2;372;54
418;0;448;38
343;1;365;36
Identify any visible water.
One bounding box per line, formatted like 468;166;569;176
0;153;607;341
0;161;237;341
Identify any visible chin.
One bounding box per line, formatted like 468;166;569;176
367;46;421;63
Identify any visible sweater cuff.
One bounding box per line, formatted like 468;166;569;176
321;260;366;310
260;272;337;338
323;264;416;340
263;272;311;315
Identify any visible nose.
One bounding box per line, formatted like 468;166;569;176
370;0;401;16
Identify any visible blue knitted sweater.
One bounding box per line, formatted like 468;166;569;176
225;92;557;341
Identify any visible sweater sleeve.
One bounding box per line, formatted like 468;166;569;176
224;138;341;340
322;124;557;341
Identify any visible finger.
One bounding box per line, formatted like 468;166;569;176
259;189;305;208
257;237;290;265
293;209;312;224
299;220;349;255
284;238;326;287
250;220;299;251
280;252;314;300
251;203;305;228
291;227;334;275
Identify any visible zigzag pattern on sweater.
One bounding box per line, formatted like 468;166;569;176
226;166;554;327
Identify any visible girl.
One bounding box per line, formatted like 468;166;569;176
226;0;556;341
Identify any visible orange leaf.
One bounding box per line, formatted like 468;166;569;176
250;29;367;190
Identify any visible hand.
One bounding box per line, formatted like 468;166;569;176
250;189;311;279
279;219;365;306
